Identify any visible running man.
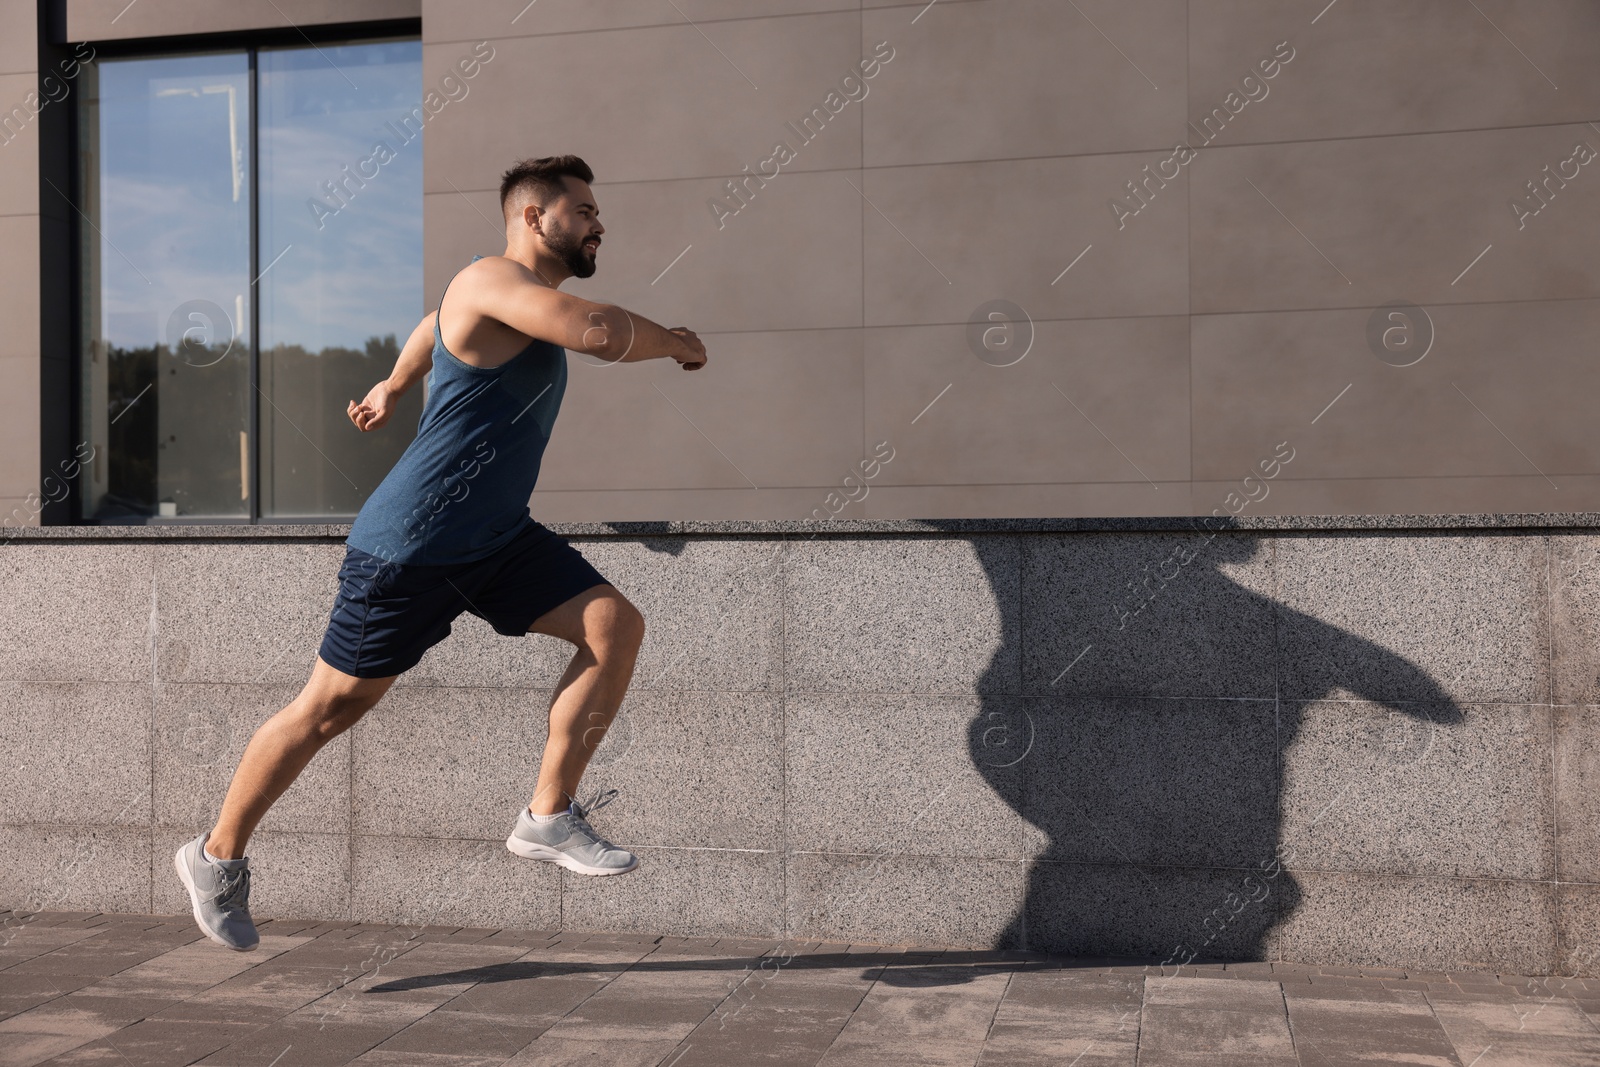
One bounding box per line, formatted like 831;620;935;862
176;155;707;951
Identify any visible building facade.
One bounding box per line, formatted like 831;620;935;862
3;0;1600;972
3;1;1599;529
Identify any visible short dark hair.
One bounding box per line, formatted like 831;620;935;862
499;155;595;218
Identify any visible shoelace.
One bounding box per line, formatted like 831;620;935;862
566;790;621;848
565;813;604;847
573;787;619;817
213;866;252;913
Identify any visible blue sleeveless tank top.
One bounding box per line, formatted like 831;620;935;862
346;256;568;565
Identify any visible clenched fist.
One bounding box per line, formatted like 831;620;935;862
348;380;398;432
669;327;707;370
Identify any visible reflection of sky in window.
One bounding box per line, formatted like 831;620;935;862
97;52;251;350
260;41;423;353
94;42;422;353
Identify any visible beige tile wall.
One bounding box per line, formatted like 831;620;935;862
0;4;37;516
420;0;1600;521
8;2;1596;525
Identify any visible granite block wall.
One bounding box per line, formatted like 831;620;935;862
1;518;1596;975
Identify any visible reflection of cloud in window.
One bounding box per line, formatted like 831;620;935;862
98;174;248;349
96;59;251;350
260;43;422;353
260;124;422;352
94;44;422;354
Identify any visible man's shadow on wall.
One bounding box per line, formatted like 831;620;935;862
928;521;1463;963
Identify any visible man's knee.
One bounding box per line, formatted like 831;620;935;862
587;594;645;656
298;686;383;740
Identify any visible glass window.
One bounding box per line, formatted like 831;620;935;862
78;39;422;522
79;52;252;520
258;41;423;517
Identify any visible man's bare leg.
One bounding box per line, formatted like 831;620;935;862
524;584;645;815
206;657;398;859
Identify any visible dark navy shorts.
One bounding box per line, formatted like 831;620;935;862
318;519;609;679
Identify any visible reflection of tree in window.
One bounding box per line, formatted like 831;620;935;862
100;344;156;518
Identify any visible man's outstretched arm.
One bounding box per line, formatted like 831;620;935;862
348;312;436;432
472;259;707;370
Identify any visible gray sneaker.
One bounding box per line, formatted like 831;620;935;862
506;802;639;876
174;832;259;951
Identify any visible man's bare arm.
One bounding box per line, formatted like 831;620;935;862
579;305;706;369
473;260;706;368
387;312;437;393
348;312;436;431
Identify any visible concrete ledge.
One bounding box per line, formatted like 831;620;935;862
13;511;1600;541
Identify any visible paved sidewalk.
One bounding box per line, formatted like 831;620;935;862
2;912;1599;1066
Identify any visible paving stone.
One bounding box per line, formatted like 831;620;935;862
46;1017;267;1065
419;928;501;945
194;1008;424;1067
1405;970;1455;983
0;972;84;1022
1280;982;1400;1003
0;994;159;1064
296;921;363;937
271;932;430;970
0;923;105;959
79;935;298;999
1144;975;1286;1013
158;964;369;1020
12;909;1600;1063
502;1035;685;1066
1138;1005;1296;1058
672;1005;862;1066
350;1053;528;1067
477;929;557;946
434;970;606;1026
672;965;876;1067
708;938;782;957
1286;994;1456;1061
982;973;1142;1059
7;939;175;979
433;938;658;1017
255;919;325;937
153;997;304;1030
1135;1054;1296;1067
538;964;756;1044
816;968;1012;1066
367;1006;549;1059
1305;972;1392;986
